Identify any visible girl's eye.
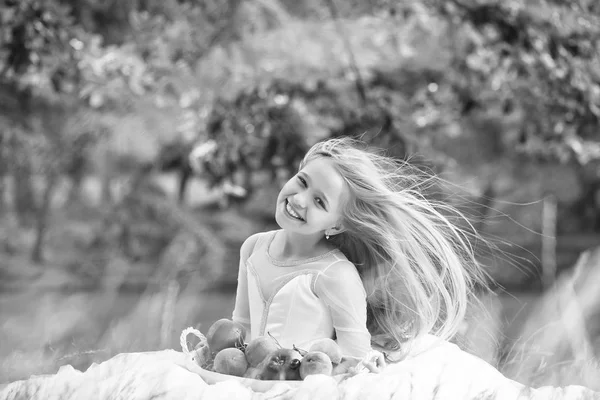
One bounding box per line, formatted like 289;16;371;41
297;176;307;187
315;198;325;208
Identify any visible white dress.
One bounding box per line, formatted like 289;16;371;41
232;230;372;357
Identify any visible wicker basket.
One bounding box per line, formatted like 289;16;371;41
179;327;304;393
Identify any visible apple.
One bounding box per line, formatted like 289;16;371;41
309;338;342;364
299;351;333;379
192;341;212;368
255;348;303;381
243;366;261;379
213;347;249;377
245;336;280;367
206;318;246;355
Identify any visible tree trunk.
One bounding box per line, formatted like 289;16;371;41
474;184;496;233
325;0;368;106
0;130;6;214
31;173;58;263
10;132;37;226
541;194;558;288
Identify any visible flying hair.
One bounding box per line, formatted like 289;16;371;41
300;137;490;356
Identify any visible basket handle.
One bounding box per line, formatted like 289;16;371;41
180;327;208;354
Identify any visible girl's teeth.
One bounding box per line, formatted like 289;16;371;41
286;202;302;220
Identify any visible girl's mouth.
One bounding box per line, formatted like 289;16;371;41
285;200;305;221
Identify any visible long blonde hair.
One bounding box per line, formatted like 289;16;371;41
301;137;489;353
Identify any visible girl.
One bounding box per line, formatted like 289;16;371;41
232;136;487;359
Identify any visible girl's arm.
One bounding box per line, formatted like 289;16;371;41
231;233;260;336
314;261;372;358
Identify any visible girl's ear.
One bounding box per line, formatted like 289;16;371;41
328;224;346;236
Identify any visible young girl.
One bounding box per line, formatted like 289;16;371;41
230;136;600;398
232;136;487;359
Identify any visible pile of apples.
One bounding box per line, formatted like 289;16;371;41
192;318;356;381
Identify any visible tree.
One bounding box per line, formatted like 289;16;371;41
0;0;97;260
427;0;600;157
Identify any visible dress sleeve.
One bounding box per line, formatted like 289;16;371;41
231;233;260;335
313;260;372;358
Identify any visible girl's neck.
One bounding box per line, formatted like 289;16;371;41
272;230;331;260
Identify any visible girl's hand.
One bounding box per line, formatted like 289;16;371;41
358;350;386;374
335;350;387;377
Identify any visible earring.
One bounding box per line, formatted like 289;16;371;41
325;233;330;240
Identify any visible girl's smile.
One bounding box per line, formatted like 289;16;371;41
284;199;305;221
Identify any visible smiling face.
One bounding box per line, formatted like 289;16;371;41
275;157;347;238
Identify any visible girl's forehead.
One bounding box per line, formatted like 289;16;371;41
301;158;347;202
301;157;339;178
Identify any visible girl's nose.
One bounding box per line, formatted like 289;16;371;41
291;193;308;208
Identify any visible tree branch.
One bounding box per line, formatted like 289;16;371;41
324;0;368;106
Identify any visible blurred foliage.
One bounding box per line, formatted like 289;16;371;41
1;0;600;261
0;1;76;83
432;0;600;164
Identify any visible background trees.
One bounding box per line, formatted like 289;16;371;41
1;0;599;281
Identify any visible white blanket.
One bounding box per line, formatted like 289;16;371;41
1;336;597;400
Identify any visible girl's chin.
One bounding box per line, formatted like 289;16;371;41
276;213;300;228
274;209;292;228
